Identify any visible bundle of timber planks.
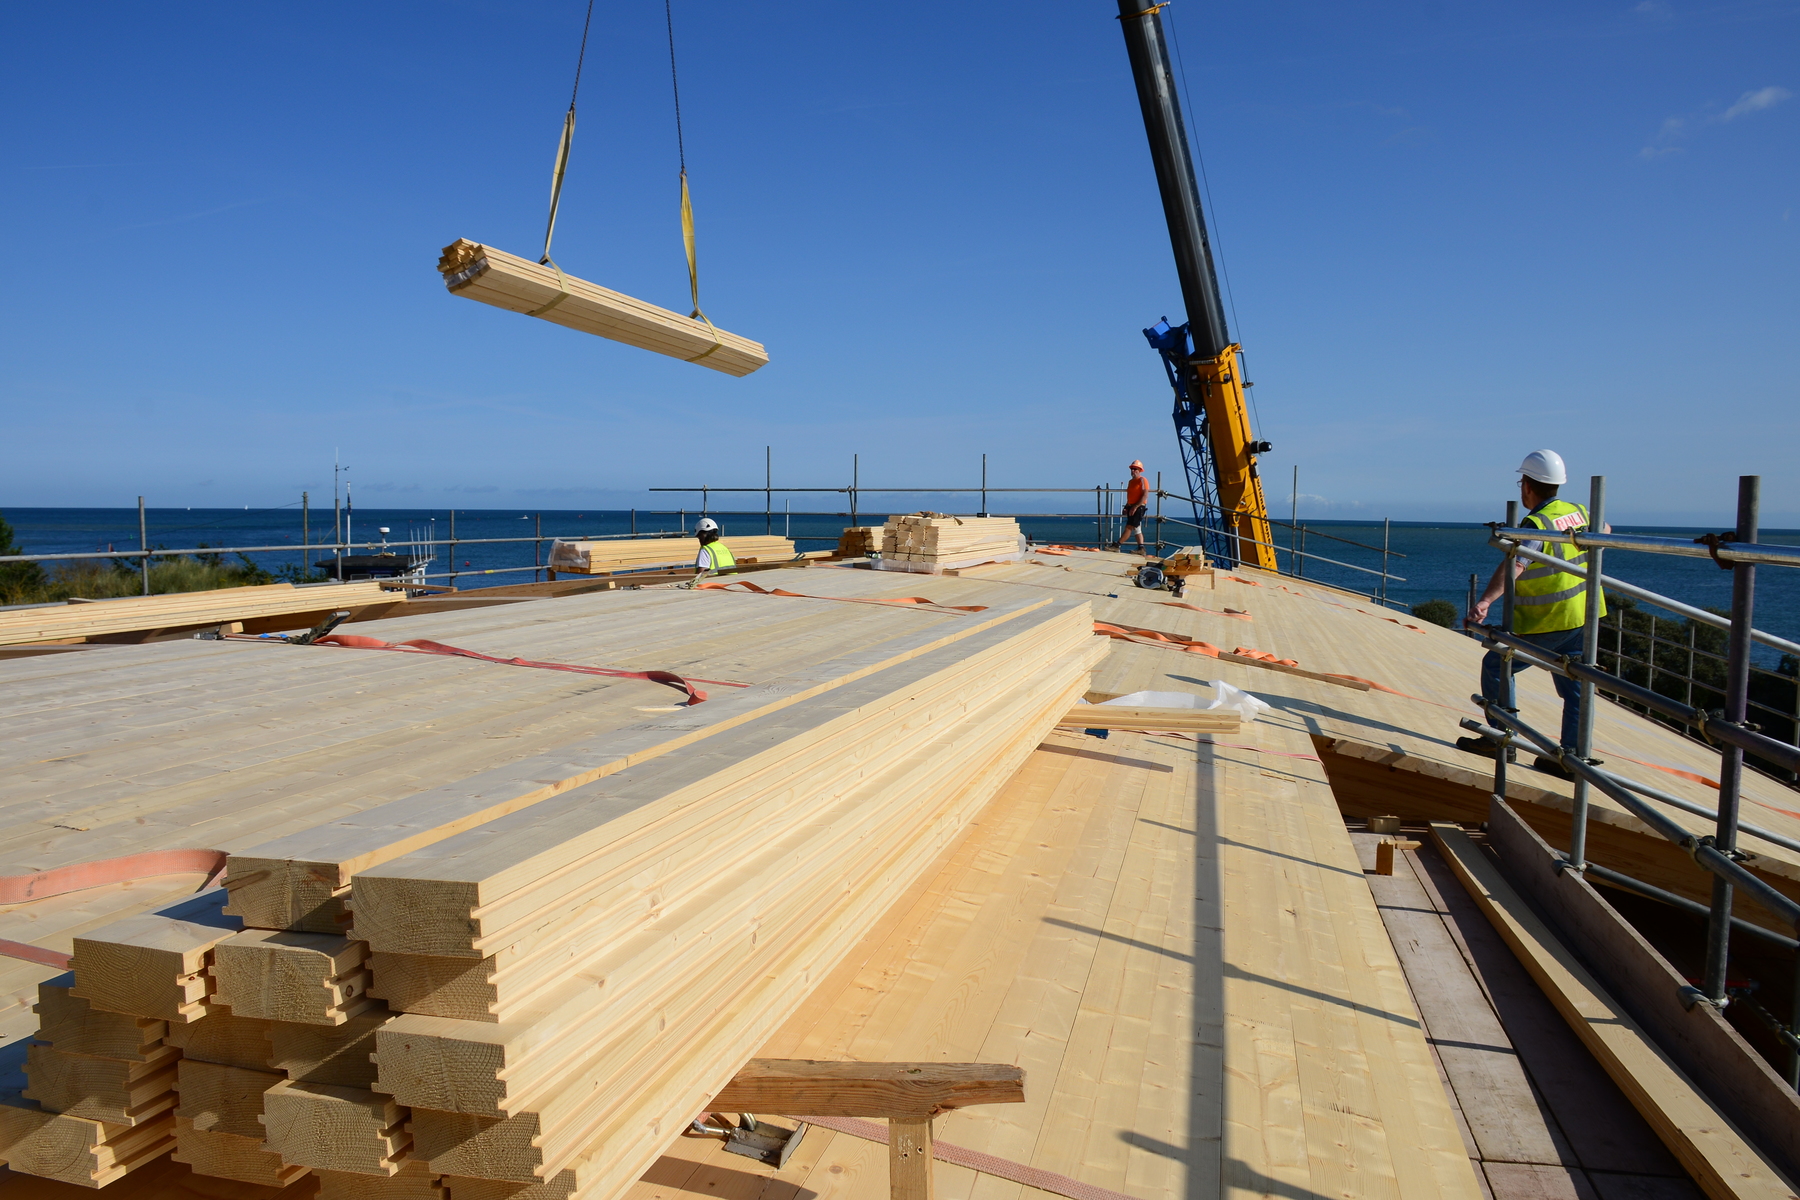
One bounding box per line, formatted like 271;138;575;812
834;526;882;558
0;581;391;647
0;587;1102;1200
547;536;795;575
437;241;768;377
879;514;1023;568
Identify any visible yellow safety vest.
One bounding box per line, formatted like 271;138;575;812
704;540;736;572
1514;499;1605;635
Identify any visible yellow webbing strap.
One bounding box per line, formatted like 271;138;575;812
541;107;575;266
526;258;574;318
526;106;578;321
680;169;725;363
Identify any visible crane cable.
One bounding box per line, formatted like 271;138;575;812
531;0;596;319
666;0;724;362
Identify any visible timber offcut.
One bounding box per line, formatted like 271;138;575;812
3;549;1798;1200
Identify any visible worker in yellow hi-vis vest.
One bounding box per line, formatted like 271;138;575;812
693;518;737;576
1456;449;1608;780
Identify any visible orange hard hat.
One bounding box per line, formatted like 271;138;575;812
1129;460;1144;471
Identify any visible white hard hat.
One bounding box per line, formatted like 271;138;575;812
696;518;720;534
1517;449;1567;486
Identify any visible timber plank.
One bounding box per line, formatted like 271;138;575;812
1431;823;1795;1200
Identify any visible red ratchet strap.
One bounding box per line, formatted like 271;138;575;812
1160;601;1252;622
1;849;230;969
314;635;736;705
1599;755;1800;823
696;579;988;614
1;940;71;969
799;1115;1139;1200
1312;673;1466;711
1230;647;1300;667
1606;753;1719;791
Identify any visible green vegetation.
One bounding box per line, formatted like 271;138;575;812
0;513;48;602
1598;594;1798;778
1410;599;1459;628
0;512;331;605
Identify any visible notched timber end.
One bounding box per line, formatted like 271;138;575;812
224;856;353;935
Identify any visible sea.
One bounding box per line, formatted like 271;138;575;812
7;506;1798;659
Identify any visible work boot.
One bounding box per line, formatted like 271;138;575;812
1454;736;1515;763
1533;756;1576;781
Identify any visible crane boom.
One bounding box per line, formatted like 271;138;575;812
1116;1;1277;570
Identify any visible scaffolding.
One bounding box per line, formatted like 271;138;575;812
1461;475;1800;1084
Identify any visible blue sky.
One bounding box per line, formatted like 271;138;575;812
3;1;1794;526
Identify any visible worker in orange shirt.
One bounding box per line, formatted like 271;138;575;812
1116;460;1150;551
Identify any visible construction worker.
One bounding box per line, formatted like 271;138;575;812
694;518;736;575
1116;460;1150;551
1455;449;1607;779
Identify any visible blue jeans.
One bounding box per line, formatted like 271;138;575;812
1480;626;1585;751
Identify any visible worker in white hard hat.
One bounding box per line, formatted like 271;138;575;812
1455;449;1608;779
1115;460;1150;551
693;518;737;576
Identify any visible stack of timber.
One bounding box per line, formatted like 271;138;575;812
877;515;1023;572
0;581;390;647
834;526;882;558
345;599;1101;1198
437;241;768;377
1;576;1101;1200
548;536;795;576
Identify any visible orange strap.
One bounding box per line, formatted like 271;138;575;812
1;849;226;905
797;1115;1138;1200
1;849;231;968
1230;646;1299;667
1160;601;1252;622
1032;546;1073;556
1;939;71;969
697;579;988;614
1315;673;1466;710
314;635;735;704
1605;753;1719;790
1094;621;1221;657
1598;754;1800;823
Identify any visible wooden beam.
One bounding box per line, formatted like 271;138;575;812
1483;797;1800;1185
0;1104;175;1188
890;1118;935;1200
68;892;238;1024
707;1059;1023;1119
21;1047;177;1126
33;978;167;1063
171;1116;310;1187
173;1060;282;1142
260;1079;410;1176
164;1012;276;1072
211;929;374;1025
437;240;768;377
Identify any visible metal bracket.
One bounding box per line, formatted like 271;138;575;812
720;1116;808;1168
1678;984;1727;1011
